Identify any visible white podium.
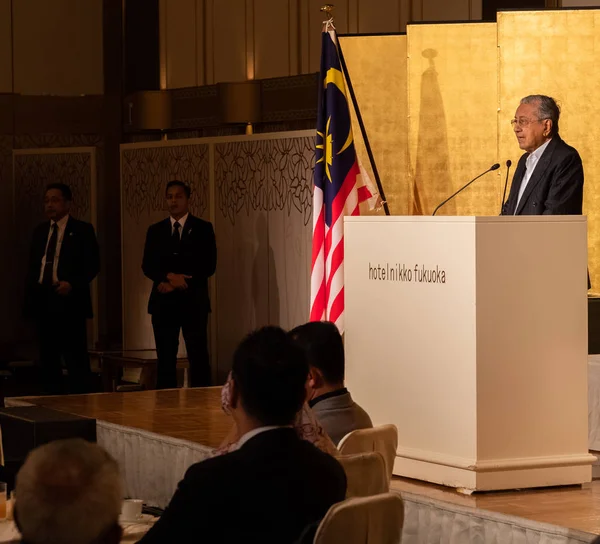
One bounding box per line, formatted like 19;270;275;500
344;216;594;492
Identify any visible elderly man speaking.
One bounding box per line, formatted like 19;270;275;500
502;95;584;216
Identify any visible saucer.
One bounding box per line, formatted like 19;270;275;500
120;513;155;525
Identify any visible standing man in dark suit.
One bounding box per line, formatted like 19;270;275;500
502;95;584;216
142;180;217;388
24;183;100;394
138;326;346;544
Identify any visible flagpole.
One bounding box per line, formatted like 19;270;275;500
337;42;390;216
321;6;391;216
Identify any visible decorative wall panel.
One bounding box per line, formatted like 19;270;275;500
121;143;210;355
121;131;314;383
214;133;313;381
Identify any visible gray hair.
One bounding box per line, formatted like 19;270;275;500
15;439;123;544
520;95;560;136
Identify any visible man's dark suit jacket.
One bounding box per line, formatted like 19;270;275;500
142;215;216;315
24;217;100;319
137;428;347;544
503;135;584;216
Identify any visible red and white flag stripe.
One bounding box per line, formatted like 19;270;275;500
310;162;365;332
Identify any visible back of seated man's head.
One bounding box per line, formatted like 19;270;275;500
231;326;308;427
289;321;345;390
15;439;123;544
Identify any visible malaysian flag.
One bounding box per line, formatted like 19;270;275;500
309;20;378;332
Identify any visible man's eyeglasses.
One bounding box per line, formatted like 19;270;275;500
510;117;548;128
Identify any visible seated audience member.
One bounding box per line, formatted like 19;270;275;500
290;321;373;445
216;371;338;456
14;439;123;544
139;326;347;544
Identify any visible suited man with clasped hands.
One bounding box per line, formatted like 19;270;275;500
24;183;100;395
142;180;217;388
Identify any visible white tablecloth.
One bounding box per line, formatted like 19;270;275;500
588;356;600;451
400;490;596;544
97;420;213;507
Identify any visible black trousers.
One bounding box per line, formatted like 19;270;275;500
35;294;91;395
152;311;210;389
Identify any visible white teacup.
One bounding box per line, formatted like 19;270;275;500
121;499;143;522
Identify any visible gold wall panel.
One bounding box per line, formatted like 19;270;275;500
336;12;599;283
408;23;499;216
498;9;600;290
339;35;410;214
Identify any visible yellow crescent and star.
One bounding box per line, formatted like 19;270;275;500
316;67;354;183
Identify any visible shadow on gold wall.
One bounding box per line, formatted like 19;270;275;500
413;49;453;216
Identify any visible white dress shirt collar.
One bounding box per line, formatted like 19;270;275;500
236;425;291;449
52;214;70;230
170;213;189;231
527;138;552;168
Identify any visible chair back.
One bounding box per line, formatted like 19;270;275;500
336;451;388;498
338;424;398;480
313;492;404;544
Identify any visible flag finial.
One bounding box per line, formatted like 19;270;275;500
320;4;335;21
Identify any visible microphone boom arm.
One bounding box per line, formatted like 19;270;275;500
432;164;499;216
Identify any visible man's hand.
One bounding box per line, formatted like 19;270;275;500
157;282;175;294
167;273;192;290
55;281;72;296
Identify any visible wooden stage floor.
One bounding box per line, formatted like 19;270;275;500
12;389;600;536
14;388;231;448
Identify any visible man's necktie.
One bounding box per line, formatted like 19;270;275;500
43;224;58;285
172;221;181;254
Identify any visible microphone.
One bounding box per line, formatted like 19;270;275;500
500;159;512;215
432;163;500;216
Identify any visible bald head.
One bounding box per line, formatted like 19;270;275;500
15;439;123;544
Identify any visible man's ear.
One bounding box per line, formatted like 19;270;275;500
308;367;322;389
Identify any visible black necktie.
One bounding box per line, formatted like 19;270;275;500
43;223;58;285
172;221;181;254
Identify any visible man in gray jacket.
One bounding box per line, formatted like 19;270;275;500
290;321;373;445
